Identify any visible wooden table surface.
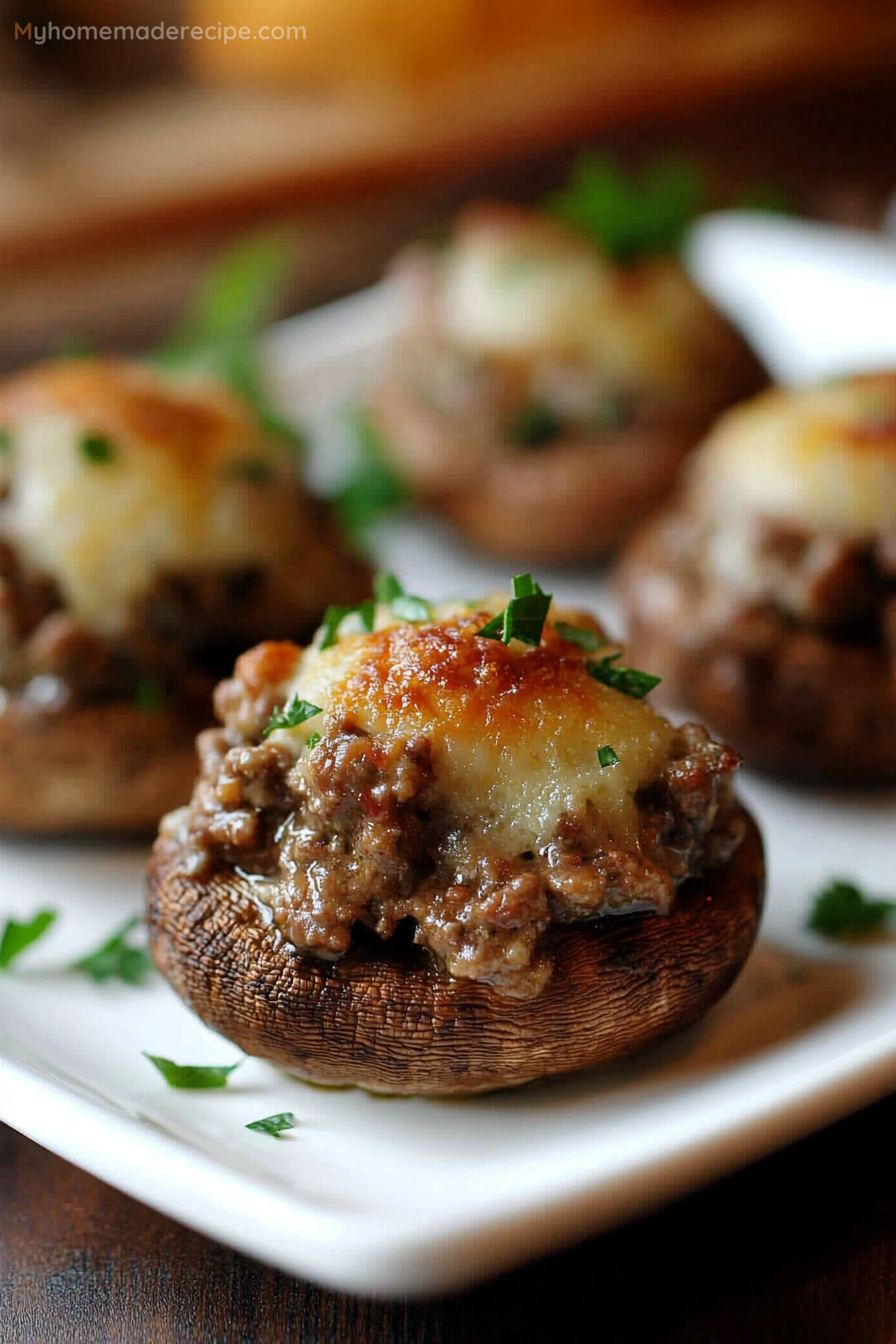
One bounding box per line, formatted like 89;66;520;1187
4;1086;896;1343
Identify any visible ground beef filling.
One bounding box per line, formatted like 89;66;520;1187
185;690;744;998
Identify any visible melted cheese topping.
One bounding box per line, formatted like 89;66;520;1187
437;206;720;394
271;599;674;853
692;373;896;537
0;358;299;635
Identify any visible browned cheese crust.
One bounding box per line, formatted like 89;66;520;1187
369;206;766;562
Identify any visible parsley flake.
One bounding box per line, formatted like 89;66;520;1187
478;574;552;647
508;401;562;448
72;916;153;985
335;410;410;541
79;432;116;464
306;732;321;750
262;695;322;739
143;1053;241;1089
807;878;896;937
319;598;376;651
545;153;704;264
553;622;604;652
374;573;432;623
586;653;661;700
134;678;166;713
246;1111;297;1138
0;910;56;971
597;745;620;768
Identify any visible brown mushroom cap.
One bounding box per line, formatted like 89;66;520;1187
147;805;764;1095
0;698;200;834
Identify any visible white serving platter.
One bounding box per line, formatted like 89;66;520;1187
1;215;895;1297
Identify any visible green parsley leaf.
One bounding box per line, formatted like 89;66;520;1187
306;732;321;750
134;677;166;713
230;458;273;484
372;573;432;622
262;695;322;739
58;336;97;359
72;916;153;986
391;594;432;622
597;745;620;768
807;878;896;937
0;910;57;971
553;622;604;652
318;598;376;650
373;572;404;604
334;410;410;541
153;230;305;451
0;428;10;452
79;432;115;464
143;1053;241;1090
586;653;661;700
545;153;704;264
507;401;562;448
478;574;552;646
245;1111;297;1138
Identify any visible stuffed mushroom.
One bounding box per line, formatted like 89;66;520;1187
367;198;765;561
618;372;896;783
0;356;368;831
148;577;764;1094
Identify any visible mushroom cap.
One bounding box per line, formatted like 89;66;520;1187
147;805;764;1095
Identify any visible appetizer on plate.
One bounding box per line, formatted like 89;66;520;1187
0;356;368;831
365;159;766;561
618;372;896;783
148;575;764;1094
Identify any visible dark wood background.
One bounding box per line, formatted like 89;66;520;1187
5;1087;896;1343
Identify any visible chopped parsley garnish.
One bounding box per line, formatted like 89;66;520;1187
335;410;410;542
0;910;56;971
134;677;166;712
79;432;116;464
586;653;661;700
478;574;552;646
143;1053;241;1090
597;745;620;768
230;458;273;484
545;152;704;264
153;229;305;451
319;598;376;651
245;1111;297;1138
553;622;604;652
508;401;562;448
262;695;322;739
72;916;153;985
305;732;321;750
807;878;896;937
0;428;10;452
374;573;433;623
591;390;629;433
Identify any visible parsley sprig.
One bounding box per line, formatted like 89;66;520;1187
335;410;410;542
373;573;433;623
143;1053;242;1090
262;695;322;739
246;1111;297;1138
807;878;896;937
153;229;305;450
545;153;704;264
0;910;56;971
586;653;661;700
553;622;604;653
478;574;552;646
73;916;153;986
319;598;375;651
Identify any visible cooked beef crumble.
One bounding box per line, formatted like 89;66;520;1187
181;656;744;999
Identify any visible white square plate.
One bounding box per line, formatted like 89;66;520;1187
2;218;896;1296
